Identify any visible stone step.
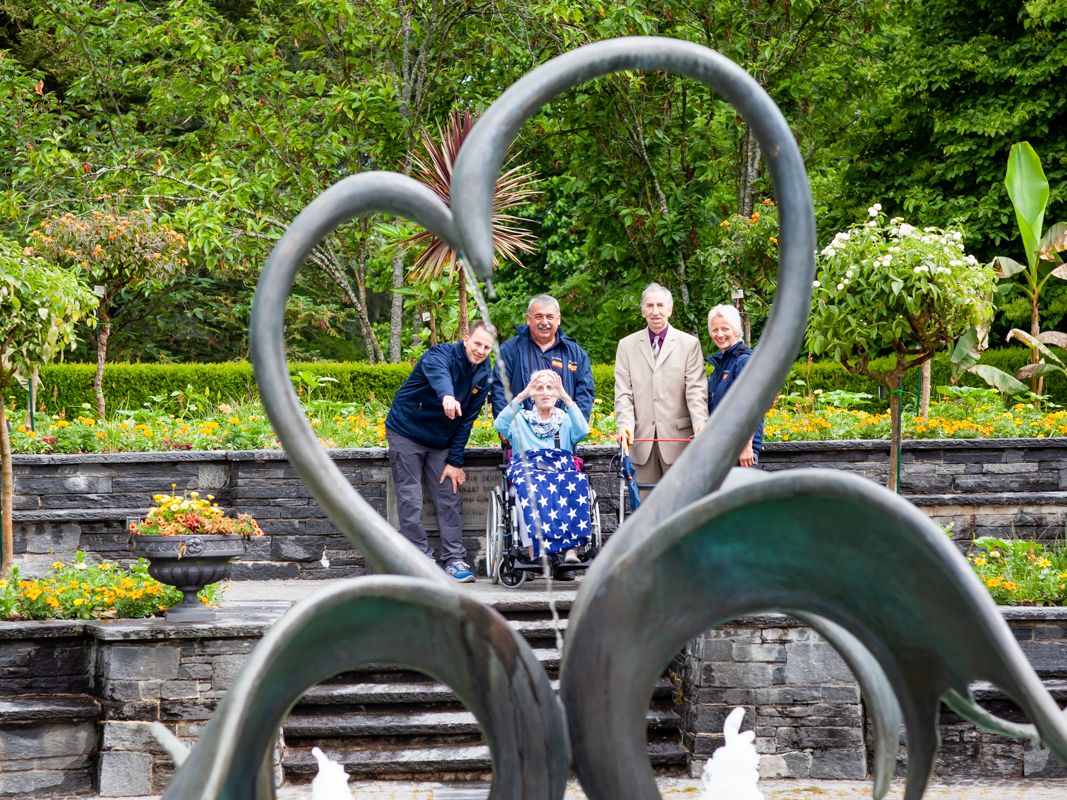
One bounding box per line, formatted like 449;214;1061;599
969;679;1067;701
297;677;675;707
282;738;688;777
301;647;562;688
283;707;679;739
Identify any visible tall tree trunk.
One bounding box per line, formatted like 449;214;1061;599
738;124;762;217
94;312;111;420
25;367;38;429
458;271;469;338
390;252;404;362
0;391;14;579
886;374;902;493
919;360;932;420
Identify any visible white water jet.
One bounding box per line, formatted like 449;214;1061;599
310;746;353;800
699;706;763;800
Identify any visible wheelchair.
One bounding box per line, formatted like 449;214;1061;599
484;449;602;588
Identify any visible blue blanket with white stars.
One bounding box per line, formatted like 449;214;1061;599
505;449;591;556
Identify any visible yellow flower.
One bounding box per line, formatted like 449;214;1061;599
972;557;986;566
53;561;64;568
1002;581;1018;592
16;425;26;433
984;577;1002;588
228;417;240;425
1037;558;1052;568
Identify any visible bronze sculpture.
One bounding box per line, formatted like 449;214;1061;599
160;36;1067;800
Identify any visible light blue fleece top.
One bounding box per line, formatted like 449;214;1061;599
493;401;590;454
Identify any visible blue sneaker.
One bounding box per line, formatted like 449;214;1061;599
446;561;475;583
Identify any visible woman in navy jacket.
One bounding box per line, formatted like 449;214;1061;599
707;304;764;467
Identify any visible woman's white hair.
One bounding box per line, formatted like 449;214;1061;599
529;369;558;386
707;304;744;340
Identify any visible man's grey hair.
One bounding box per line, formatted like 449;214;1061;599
707;304;744;340
640;282;673;309
527;294;561;315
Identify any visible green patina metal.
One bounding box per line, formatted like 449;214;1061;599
156;35;1067;800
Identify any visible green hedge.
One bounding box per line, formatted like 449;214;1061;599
9;362;414;416
7;347;1065;417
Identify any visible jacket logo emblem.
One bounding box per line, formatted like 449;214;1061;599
567;363;577;372
472;388;479;394
551;358;563;369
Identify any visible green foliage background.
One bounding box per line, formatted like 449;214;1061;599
0;0;1064;370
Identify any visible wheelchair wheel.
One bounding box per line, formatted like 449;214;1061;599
485;486;505;583
496;556;527;588
589;487;603;552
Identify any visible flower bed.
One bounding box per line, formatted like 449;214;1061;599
0;551;224;621
6;388;1066;455
965;536;1067;606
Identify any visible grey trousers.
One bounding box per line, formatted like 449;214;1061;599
386;429;466;566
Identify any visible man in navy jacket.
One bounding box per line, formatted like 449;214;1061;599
385;321;494;582
489;294;595;421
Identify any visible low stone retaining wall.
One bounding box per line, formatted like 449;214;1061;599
10;439;1067;578
2;608;1064;795
674;609;1067;781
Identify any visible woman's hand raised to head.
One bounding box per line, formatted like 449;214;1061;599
553;372;575;407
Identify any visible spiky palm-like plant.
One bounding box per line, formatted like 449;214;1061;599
401;110;539;339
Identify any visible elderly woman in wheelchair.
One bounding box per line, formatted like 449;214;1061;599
488;370;599;585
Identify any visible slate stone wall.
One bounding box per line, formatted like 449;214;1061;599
11;439;1067;578
675;609;1067;781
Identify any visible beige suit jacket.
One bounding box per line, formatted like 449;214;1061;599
614;325;709;465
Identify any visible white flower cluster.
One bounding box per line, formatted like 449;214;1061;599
819;230;851;259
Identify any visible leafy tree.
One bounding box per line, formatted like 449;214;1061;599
27;210;188;417
833;0;1067;262
808;208;997;491
0;236;96;577
694;199;780;343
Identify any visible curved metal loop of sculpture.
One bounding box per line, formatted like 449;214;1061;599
556;469;1067;800
163;578;569;800
249;173;454;585
452;36;816;550
162;172;572;800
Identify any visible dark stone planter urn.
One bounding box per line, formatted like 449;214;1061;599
131;534;249;622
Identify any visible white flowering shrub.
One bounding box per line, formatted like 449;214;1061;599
807;207;998;490
808;207;996;375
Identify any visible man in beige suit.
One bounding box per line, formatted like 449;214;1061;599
614;283;709;491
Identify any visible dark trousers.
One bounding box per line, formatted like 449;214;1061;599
385;429;466;566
